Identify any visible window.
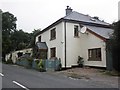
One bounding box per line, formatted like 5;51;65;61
50;28;56;40
38;36;41;42
74;25;79;37
88;48;101;61
50;47;56;58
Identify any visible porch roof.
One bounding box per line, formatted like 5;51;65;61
36;42;48;50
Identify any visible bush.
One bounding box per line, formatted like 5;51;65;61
77;56;84;67
35;59;39;64
37;59;45;72
2;57;6;63
110;21;120;71
27;57;33;66
6;59;13;64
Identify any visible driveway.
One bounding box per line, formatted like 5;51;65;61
55;67;119;88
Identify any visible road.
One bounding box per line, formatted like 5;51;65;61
1;64;119;89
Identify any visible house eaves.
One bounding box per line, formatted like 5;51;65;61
35;11;112;37
35;18;64;36
63;19;111;28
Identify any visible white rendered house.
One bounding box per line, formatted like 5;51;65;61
35;6;113;68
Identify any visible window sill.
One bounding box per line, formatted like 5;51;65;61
50;38;56;41
88;58;102;61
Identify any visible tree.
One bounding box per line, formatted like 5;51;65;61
2;12;17;60
10;29;30;51
2;12;17;32
29;29;40;57
110;20;120;71
2;11;41;60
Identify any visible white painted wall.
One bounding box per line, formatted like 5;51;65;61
80;30;106;67
36;22;107;68
66;22;106;67
66;23;81;67
36;22;65;67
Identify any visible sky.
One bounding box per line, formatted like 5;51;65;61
0;0;119;33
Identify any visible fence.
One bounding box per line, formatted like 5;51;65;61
16;58;61;71
45;59;61;71
16;59;31;68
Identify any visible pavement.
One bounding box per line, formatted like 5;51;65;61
1;64;119;89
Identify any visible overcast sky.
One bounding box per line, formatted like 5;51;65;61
0;0;119;33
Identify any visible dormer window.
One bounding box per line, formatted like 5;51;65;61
50;28;56;40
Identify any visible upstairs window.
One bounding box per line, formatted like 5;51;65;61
50;47;56;58
50;28;56;40
38;36;41;42
74;25;79;37
88;48;101;61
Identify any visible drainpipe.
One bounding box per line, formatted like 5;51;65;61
64;21;67;69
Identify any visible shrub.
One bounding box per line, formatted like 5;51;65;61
2;58;6;63
109;21;120;71
6;59;13;64
77;56;84;67
27;57;33;66
35;59;39;64
37;59;45;72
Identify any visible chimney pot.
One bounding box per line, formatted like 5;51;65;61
66;6;72;15
67;6;69;9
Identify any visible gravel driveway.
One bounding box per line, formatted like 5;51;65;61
54;67;119;88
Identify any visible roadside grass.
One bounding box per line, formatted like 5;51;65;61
3;59;14;65
100;70;120;76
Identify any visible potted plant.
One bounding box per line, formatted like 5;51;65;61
77;56;84;68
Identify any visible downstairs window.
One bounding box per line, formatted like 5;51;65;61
88;48;101;61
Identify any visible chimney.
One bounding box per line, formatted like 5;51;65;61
66;6;72;15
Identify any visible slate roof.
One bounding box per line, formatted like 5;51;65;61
36;42;48;50
64;11;113;39
36;11;113;40
84;25;113;39
64;11;110;26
